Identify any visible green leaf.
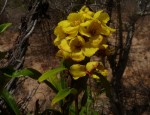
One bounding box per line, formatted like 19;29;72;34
51;88;77;106
38;66;66;82
47;75;62;91
97;73;110;96
0;23;12;33
0;68;41;93
0;71;11;94
12;68;41;79
1;67;41;79
69;105;76;115
79;87;94;115
1;89;20;115
1;66;15;77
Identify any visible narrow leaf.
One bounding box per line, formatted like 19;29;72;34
0;23;12;33
48;75;62;91
1;66;15;77
12;68;41;79
51;88;77;106
1;89;20;115
79;87;93;115
0;71;11;94
38;66;66;82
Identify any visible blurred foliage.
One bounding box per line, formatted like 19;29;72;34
0;23;11;33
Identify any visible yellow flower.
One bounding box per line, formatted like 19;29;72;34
70;64;86;80
69;36;86;61
57;36;85;61
57;36;99;61
54;25;67;46
93;10;116;35
70;61;108;80
93;10;110;23
59;13;85;37
86;61;100;79
95;62;108;77
79;10;116;37
79;6;94;19
86;61;108;79
67;13;84;26
69;36;85;52
79;19;113;37
98;69;108;77
54;12;89;46
86;61;99;72
58;20;79;37
79;20;104;37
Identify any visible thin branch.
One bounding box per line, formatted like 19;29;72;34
116;0;123;68
0;0;8;15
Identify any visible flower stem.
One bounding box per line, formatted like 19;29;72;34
75;94;79;115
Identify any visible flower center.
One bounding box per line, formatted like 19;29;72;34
74;20;80;26
88;21;101;36
75;43;83;51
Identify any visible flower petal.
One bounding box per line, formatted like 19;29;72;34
79;5;88;12
99;44;108;50
79;26;91;37
91;74;100;79
71;51;85;62
70;64;86;80
59;39;71;52
90;35;103;47
79;6;94;19
86;61;99;72
93;10;103;19
54;26;64;36
63;26;79;36
54;36;61;46
54;26;67;46
83;43;99;57
99;69;108;77
79;20;92;37
100;24;116;36
67;13;84;26
107;26;116;32
65;36;74;40
80;20;91;27
56;50;70;59
58;20;70;27
98;12;110;23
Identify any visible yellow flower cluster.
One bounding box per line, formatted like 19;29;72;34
54;6;115;80
70;61;108;80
